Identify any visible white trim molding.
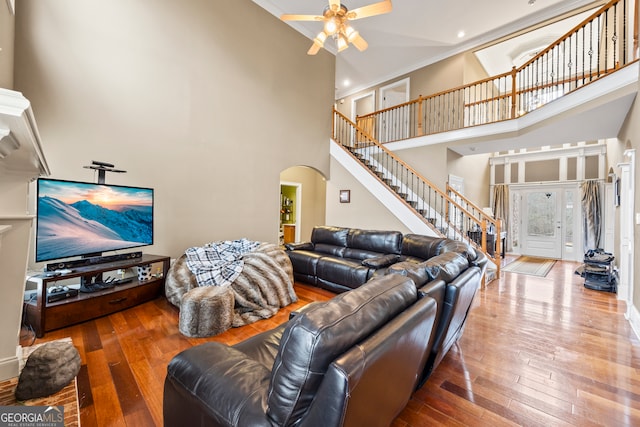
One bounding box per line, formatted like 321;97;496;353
628;303;640;342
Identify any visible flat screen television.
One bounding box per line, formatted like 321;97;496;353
35;178;154;263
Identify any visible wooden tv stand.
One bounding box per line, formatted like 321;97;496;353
25;254;170;337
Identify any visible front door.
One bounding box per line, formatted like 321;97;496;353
521;190;562;258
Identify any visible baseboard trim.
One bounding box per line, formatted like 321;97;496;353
0;353;20;382
627;303;640;341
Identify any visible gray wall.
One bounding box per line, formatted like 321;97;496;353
14;0;335;262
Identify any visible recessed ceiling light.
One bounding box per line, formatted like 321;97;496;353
343;79;351;87
528;0;536;4
457;31;465;38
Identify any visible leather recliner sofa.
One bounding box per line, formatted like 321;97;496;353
285;225;484;293
163;274;439;427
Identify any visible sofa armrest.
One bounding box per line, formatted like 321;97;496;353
285;241;314;251
361;254;401;268
164;343;272;427
289;302;322;320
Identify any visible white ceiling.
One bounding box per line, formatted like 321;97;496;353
253;0;604;99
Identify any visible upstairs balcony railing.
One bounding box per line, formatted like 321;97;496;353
333;109;503;279
357;0;638;144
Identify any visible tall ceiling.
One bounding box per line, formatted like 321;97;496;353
254;0;605;99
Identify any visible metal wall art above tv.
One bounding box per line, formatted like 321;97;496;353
36;178;154;263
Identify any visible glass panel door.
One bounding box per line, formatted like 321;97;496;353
522;190;562;258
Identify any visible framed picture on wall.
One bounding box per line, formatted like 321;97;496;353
339;190;350;203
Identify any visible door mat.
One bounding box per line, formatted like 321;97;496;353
0;338;80;426
503;256;556;277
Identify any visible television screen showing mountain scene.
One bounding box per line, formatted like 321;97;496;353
36;179;154;262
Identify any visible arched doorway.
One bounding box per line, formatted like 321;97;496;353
279;166;327;245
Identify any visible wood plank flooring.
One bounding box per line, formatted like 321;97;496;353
20;260;640;426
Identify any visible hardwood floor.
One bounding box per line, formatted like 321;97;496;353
21;260;640;426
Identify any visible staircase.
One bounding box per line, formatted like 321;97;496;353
332;109;503;279
329;0;638;282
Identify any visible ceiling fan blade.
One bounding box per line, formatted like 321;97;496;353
351;33;369;52
348;0;392;20
307;42;322;55
281;14;324;21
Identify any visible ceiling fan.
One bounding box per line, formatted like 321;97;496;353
281;0;392;55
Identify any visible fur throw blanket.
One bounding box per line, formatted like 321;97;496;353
165;242;297;328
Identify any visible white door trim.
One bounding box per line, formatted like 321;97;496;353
510;182;583;261
378;77;410;110
618;148;635;313
351;90;376;123
280;181;302;242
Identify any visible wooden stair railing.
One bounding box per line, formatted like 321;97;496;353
356;0;638;144
447;184;503;265
332;109;502;279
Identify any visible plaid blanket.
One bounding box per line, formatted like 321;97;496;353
185;238;260;287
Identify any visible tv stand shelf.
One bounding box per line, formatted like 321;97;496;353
25;254;170;337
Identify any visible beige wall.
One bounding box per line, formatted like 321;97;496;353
337;54;466;119
0;2;14;88
462;51;491;84
325;157;412;234
14;0;335;262
280;166;327;242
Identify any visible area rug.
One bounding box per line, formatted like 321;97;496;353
0;338;80;426
503;256;556;277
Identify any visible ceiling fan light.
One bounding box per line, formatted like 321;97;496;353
324;17;338;35
337;34;349;52
314;31;327;45
344;25;359;43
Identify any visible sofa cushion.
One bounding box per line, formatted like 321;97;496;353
362;254;401;269
423;252;469;283
313;243;347;257
347;229;403;254
402;234;447;260
316;257;371;289
266;275;417;426
311;226;349;247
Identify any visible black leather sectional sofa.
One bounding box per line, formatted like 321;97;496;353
285;225;484;293
163;226;488;426
164;274;438;427
286;226;487;385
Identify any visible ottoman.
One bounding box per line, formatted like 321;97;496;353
179;285;235;337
